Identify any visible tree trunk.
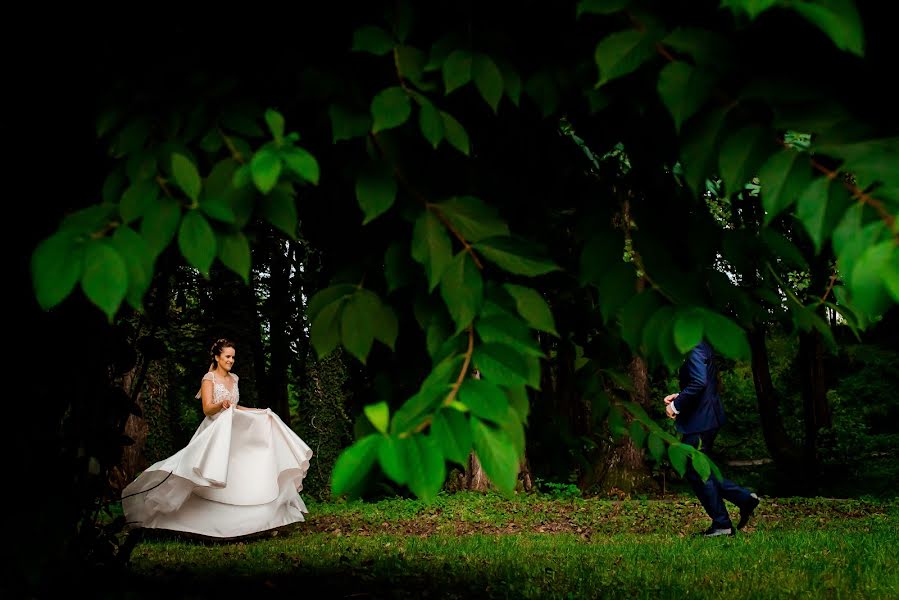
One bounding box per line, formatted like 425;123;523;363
460;369;533;492
749;326;803;474
464;452;491;492
588;355;655;496
799;328;830;481
267;238;292;424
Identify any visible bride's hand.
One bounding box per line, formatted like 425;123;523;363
220;399;232;410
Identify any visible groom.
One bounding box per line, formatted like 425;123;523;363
664;339;760;537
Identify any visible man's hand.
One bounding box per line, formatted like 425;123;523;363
664;393;678;419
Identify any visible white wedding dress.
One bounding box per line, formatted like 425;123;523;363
122;372;313;538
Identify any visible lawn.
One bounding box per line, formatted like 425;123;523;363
121;492;898;598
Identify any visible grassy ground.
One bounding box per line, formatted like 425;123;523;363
121;492;899;599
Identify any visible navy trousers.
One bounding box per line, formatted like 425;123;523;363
682;429;754;529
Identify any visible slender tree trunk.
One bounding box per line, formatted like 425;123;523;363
267;239;292;424
749;327;802;473
799;329;830;481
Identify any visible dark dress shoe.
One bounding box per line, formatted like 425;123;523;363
737;493;760;530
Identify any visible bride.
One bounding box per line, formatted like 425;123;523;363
122;338;313;538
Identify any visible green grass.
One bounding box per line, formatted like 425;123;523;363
124;493;899;599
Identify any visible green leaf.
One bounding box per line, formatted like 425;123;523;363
364;401;390;434
443;49;473;94
691;450;712;482
396;45;427;84
758;148;812;224
329;105;372;143
629;420;647;449
281;146;320;185
378;436;409;485
459;378;510;424
472;53;504;112
385;241;414;293
885;254;899;303
310;299;345;358
440;251;484;334
221;110;264;138
441;111;470;155
603;369;635;393
171;153;201;202
140;196;182;257
673;308;704;354
260;187;298;239
647;432;666;463
797;176;851;253
432;408;472;466
411;210;453;291
579;231;625;285
597;262;638;323
372;296;399;351
406;434;446;502
341;291;376;363
60;203;116;235
330;434;381;498
850;241;897;318
307;284;356;323
81;240;128;321
120;180;158;224
392;356;462;434
497;59;521;106
217;231;251;284
371;87;412;133
418;100;444;148
471;417;518;494
680;106;728;199
476;314;543;357
524;71;560;117
264;108;285;141
110;226;153;311
618;291;663;351
662;28;733;68
352;25;394;55
657;62;714;132
474;236;560;276
834;216;886;292
473;343;530;388
577;0;630;17
178;210;216;277
791;0;864;56
503;284;558;336
506;386;530;423
720;0;778;19
435;196;509;243
102;169;126;205
699;308;750;360
250;147;283;195
356;166;397;224
594;29;657;88
668;443;691;477
718;126;774;197
31;232;83;310
608;405;627;439
761;229;809;270
199;193;237;224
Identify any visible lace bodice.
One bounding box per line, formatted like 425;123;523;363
201;372;240;405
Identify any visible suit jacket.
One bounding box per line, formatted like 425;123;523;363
673;341;726;434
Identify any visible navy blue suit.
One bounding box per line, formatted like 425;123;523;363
674;341;754;530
